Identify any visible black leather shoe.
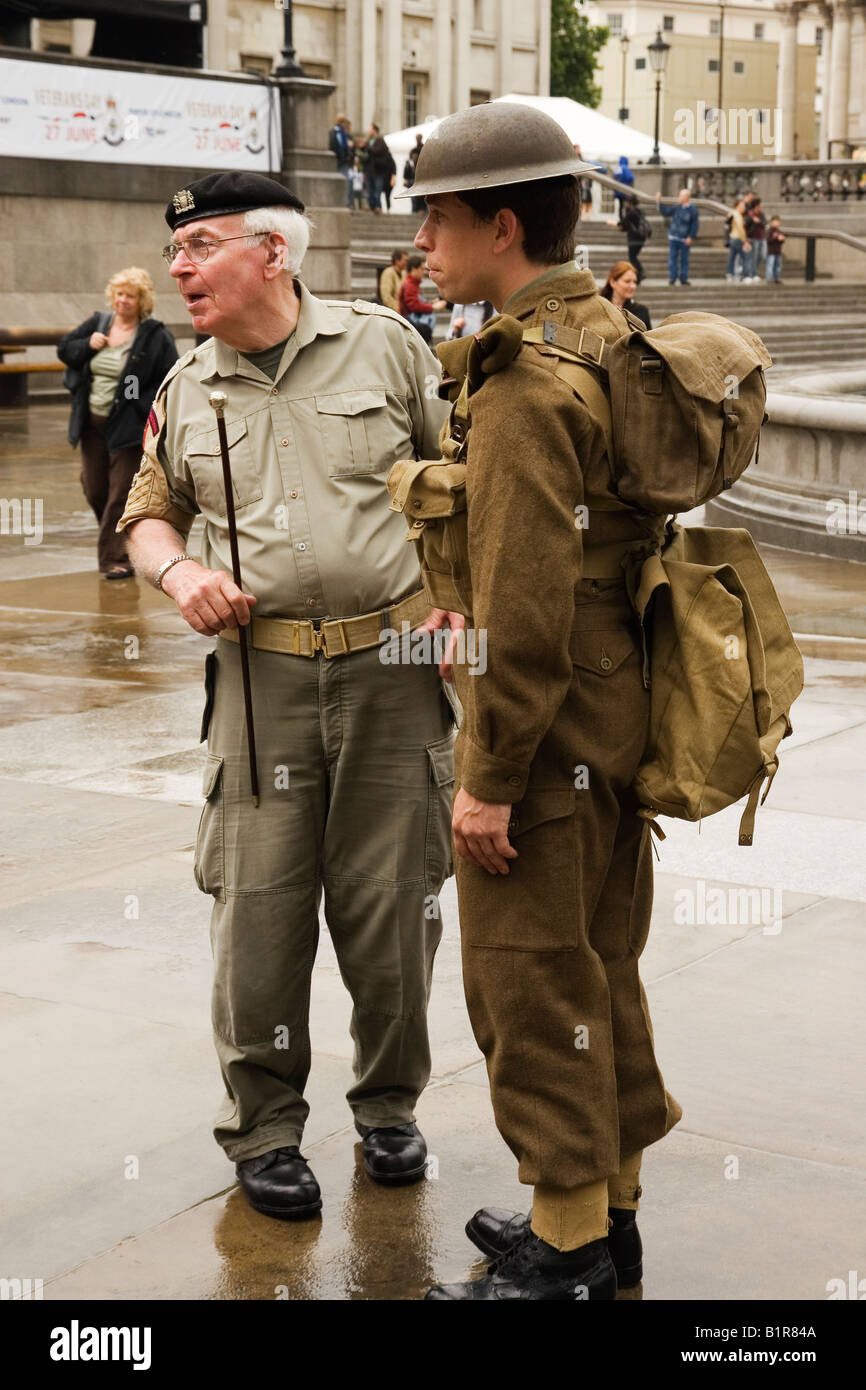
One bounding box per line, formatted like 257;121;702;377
425;1233;617;1300
236;1146;322;1220
466;1206;642;1289
356;1121;427;1185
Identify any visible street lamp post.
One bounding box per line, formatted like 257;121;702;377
716;3;725;164
619;34;630;123
274;0;305;78
647;28;671;166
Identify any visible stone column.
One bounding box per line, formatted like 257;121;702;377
537;0;552;97
818;3;834;159
206;0;228;71
383;0;403;132
344;0;363;127
361;0;377;126
828;0;852;155
497;0;513;96
432;0;452;118
775;4;800;159
454;0;472;111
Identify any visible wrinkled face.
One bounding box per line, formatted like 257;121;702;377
168;214;273;338
612;268;637;299
414;193;500;306
113;284;141;318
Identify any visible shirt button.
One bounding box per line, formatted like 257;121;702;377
281;438;289;446
271;387;278;395
289;489;298;499
545;298;561;311
507;775;521;787
297;542;307;551
600;653;613;671
307;598;317;607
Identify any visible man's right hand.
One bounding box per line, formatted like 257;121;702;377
161;560;257;637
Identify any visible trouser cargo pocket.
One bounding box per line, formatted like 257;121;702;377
425;731;455;892
457;787;578;951
194;752;225;901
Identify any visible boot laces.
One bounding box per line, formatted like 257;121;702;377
488;1229;536;1278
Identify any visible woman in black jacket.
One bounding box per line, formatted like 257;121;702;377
57;267;177;578
599;260;652;330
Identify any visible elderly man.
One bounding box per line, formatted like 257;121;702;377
119;171;455;1220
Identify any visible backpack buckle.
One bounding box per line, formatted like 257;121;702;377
577;326;606;365
639;356;664;394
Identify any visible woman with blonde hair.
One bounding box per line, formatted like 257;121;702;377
599;260;652;330
57;267;177;578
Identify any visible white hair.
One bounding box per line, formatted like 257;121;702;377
242;205;315;276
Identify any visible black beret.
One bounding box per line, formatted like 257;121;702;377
165;171;305;230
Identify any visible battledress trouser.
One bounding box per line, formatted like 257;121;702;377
454;581;682;1189
196;637;455;1163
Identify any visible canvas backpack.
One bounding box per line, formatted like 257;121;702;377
630;522;804;845
386;307;802;844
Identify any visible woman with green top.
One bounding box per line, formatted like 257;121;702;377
57;267;177;578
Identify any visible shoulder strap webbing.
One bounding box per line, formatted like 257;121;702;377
522;320;610;368
522;323;615;459
549;357;614;464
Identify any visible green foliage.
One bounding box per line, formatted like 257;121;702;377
550;0;609;109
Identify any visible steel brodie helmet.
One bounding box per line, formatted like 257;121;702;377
396;102;595;200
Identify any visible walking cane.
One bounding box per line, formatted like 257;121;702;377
209;390;259;807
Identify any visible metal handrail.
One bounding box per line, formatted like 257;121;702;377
591;170;866;254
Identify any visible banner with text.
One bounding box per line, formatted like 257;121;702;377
0;57;281;170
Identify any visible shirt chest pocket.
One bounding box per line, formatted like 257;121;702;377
315;389;391;477
184;418;263;516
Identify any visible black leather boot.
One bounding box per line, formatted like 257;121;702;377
355;1122;427;1185
236;1146;322;1220
425;1233;617;1301
466;1206;642;1289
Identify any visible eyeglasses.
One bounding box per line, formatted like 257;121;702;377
161;233;264;267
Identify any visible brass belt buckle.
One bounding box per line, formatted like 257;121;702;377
311;625;325;655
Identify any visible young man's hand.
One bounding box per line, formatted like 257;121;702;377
452;788;517;875
419;607;465;681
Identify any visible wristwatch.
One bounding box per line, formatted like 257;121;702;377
155;553;193;591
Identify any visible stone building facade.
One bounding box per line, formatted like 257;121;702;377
211;0;551;132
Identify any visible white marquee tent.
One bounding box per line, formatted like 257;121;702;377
384;93;691;205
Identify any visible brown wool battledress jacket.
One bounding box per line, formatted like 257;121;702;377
438;263;664;807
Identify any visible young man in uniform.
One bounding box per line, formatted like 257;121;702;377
398;103;682;1300
119;172;456;1220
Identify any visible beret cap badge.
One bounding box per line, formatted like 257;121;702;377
172;188;196;214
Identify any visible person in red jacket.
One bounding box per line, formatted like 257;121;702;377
398;255;446;343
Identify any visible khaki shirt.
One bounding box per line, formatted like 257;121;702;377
118;282;448;619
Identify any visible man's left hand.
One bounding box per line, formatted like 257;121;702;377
452;788;517;875
420;607;466;681
685;236;692;246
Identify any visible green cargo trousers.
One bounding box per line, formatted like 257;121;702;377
454;581;682;1190
196;637;455;1163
